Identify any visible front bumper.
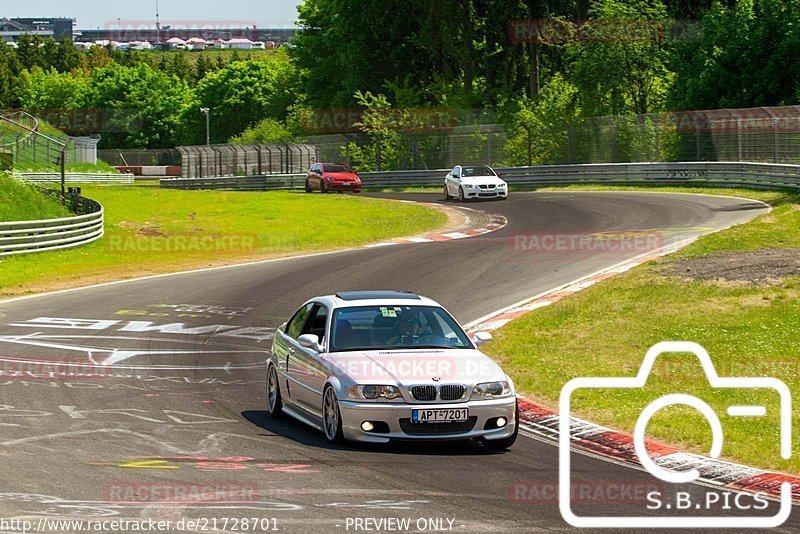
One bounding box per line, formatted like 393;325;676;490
338;396;517;443
327;181;361;192
463;188;507;199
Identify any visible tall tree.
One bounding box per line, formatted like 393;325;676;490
194;56;297;142
0;45;23;108
670;0;800;110
15;35;47;71
52;39;81;72
569;0;672;115
83;63;194;148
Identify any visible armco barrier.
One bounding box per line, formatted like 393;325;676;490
0;197;104;256
159;161;800;192
15;172;135;185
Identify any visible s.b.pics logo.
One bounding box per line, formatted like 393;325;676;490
559;342;792;528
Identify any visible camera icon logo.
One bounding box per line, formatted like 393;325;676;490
559;341;792;528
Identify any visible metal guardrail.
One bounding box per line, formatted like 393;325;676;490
15;172;135;184
159;161;800;192
0;197;104;256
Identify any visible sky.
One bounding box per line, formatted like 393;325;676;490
4;1;302;29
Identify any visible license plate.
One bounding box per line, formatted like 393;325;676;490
412;408;468;423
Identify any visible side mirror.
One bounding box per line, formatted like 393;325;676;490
298;334;321;351
472;331;493;347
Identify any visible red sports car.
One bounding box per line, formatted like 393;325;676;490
305;163;362;193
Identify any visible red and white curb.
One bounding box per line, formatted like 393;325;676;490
365;205;507;247
465;237;800;504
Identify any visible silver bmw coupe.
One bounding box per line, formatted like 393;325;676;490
267;290;518;449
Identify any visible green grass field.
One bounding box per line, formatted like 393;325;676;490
483;185;800;473
14;161;120;174
0;186;446;297
0;174;71;221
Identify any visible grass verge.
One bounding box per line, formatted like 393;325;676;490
0;174;71;221
15;161;121;174
483;185;800;473
0;186;446;298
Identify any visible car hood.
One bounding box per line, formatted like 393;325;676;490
320;348;507;386
459;175;506;185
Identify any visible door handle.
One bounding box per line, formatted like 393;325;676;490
288;347;296;354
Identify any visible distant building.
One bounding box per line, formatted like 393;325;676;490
185;37;208;50
165;37;187;49
77;27;296;44
226;38;254;50
0;17;75;42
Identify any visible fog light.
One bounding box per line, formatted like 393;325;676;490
361;421;375;432
496;417;507;428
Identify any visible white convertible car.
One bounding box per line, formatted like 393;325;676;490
444;165;508;201
267;290;518;449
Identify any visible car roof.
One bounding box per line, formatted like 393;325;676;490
336;290;419;301
308;291;441;309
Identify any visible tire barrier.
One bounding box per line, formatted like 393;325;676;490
15;172;134;185
0;196;104;256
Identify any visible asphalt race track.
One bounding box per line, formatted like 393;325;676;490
0;191;793;533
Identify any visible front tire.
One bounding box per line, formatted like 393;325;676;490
458;186;466;202
266;364;284;418
483;401;519;451
443;184;452;200
322;385;345;444
320;181;328;194
304;180;313;193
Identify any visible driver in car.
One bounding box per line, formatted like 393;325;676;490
387;314;423;346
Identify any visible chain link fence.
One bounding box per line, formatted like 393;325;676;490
504;106;800;166
176;143;319;178
305;124;509;171
97;148;181;167
300;105;800;171
1;111;101;171
1;111;64;171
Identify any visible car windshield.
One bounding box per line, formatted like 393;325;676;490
461;166;496;177
323;164;351;173
330;305;473;352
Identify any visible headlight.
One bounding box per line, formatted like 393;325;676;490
464;184;477;189
347;385;402;401
471;381;511;400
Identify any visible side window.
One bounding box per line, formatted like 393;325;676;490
302;304;329;342
453;166;461;178
286;303;313;339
